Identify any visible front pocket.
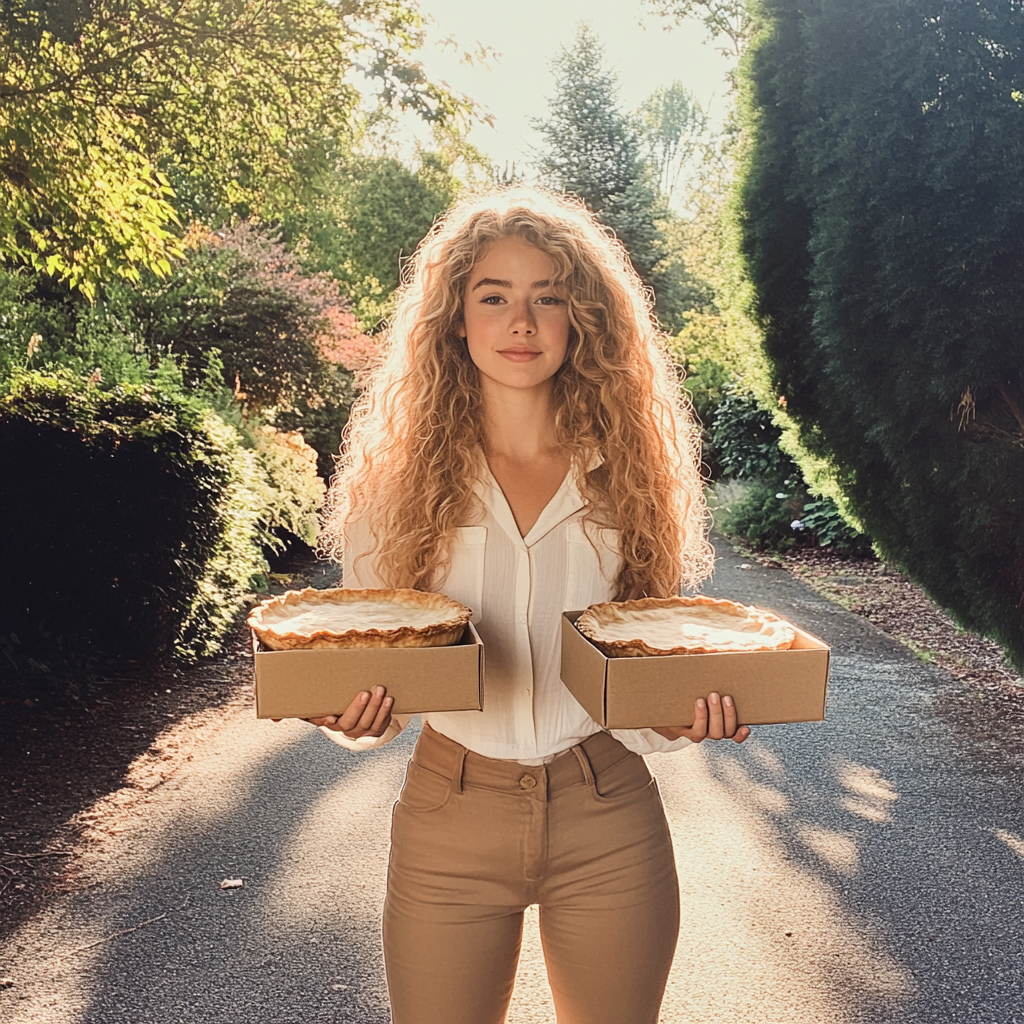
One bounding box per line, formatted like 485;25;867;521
439;526;485;623
591;752;654;801
398;761;453;812
565;522;620;608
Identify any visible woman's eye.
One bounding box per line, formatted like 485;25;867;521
481;295;504;304
537;296;564;305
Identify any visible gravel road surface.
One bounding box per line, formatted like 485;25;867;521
2;541;1022;1023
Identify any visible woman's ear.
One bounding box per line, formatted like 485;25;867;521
456;321;467;339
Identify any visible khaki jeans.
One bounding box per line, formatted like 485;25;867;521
383;725;680;1024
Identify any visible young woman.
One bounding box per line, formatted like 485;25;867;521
315;187;749;1024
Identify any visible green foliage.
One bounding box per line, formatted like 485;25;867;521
799;498;866;552
637;82;707;204
0;368;266;660
280;149;460;329
250;426;326;550
115;222;353;414
739;0;1024;669
642;0;752;59
534;25;665;286
710;386;799;482
712;479;803;550
0;0;473;295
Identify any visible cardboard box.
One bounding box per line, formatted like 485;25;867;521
560;611;830;729
253;622;484;719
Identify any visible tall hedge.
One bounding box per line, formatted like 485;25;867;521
738;0;1024;669
0;370;267;660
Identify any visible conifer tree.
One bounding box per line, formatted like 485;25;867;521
534;25;663;283
739;0;1024;669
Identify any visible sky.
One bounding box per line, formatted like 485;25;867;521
409;0;735;173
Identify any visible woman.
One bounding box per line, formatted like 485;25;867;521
315;187;749;1024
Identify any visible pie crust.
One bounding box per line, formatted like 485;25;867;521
247;587;472;651
575;595;796;657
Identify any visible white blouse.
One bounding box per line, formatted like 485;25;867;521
323;464;691;763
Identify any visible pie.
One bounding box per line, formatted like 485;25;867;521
575;596;796;657
247;587;472;651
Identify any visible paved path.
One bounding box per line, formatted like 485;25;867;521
2;542;1023;1023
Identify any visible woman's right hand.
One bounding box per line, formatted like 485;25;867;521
306;685;393;739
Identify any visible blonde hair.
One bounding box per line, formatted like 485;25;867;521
320;186;712;598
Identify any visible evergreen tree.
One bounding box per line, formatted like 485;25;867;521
534;25;663;284
739;0;1024;669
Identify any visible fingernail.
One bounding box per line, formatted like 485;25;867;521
384;697;393;707
698;699;706;710
710;692;720;705
373;686;384;698
360;691;370;702
724;696;733;708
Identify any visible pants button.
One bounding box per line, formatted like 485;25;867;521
519;774;537;790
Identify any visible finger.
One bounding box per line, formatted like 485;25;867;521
706;692;725;739
306;715;339;728
336;691;372;733
733;725;752;744
355;686;387;733
722;694;739;737
689;697;708;743
368;696;394;736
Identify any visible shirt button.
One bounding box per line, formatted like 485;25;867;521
525;688;532;695
519;774;537;790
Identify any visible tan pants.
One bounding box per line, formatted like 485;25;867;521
383;725;680;1024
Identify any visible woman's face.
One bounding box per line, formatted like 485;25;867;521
459;235;570;395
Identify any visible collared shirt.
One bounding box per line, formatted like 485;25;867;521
325;464;691;763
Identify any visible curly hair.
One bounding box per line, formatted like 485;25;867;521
320;186;712;599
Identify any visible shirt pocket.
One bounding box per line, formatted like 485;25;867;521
439;526;486;623
566;522;620;609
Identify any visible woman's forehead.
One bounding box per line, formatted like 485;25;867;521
468;236;565;284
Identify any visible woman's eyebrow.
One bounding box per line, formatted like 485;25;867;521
470;277;554;291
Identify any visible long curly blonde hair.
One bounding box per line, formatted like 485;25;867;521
320;186;712;599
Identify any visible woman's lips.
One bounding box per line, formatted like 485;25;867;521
498;349;542;362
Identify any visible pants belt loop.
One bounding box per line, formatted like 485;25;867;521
451;745;466;794
571;743;595;787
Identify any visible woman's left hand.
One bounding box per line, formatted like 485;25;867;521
651;691;751;744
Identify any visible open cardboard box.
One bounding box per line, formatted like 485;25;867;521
561;611;829;729
253;621;484;719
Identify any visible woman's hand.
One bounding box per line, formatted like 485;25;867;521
651;691;751;744
305;686;394;739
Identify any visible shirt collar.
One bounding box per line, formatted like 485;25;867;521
473;452;599;548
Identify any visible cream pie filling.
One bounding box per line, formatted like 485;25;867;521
267;600;452;634
248;587;472;650
576;596;795;657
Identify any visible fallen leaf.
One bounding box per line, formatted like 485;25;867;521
220;878;244;889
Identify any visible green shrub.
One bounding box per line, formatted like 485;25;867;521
712;479;804;550
0;368;267;660
710;386;801;483
0;270;74;381
798;497;869;553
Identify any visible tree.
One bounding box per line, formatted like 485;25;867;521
0;0;471;297
642;0;752;60
738;0;1024;669
637;82;707;205
533;24;664;284
280;143;463;328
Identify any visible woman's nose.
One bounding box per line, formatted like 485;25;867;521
509;300;536;335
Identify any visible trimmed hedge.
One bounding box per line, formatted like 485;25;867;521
0;369;267;660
